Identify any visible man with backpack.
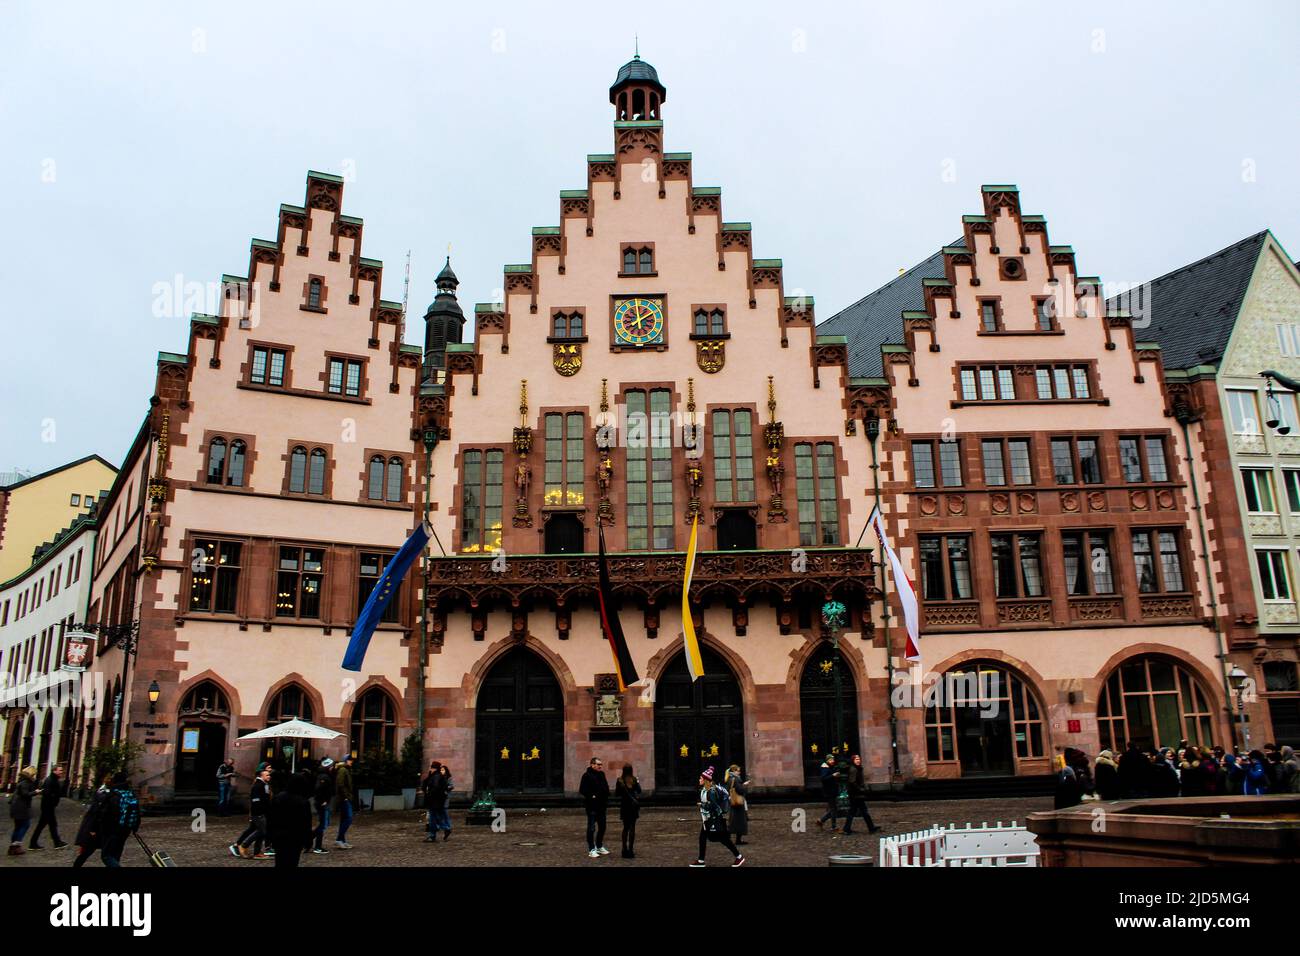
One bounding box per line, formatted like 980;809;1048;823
689;766;745;868
97;772;141;868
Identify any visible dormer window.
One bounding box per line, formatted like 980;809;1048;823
620;244;655;276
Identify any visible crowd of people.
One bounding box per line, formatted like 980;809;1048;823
578;756;755;866
1054;740;1300;807
224;753;361;866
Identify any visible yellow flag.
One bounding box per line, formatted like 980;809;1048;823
682;515;705;680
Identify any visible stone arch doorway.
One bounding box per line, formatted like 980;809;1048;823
474;646;564;794
653;644;745;791
799;641;860;786
925;660;1048;777
174;680;231;794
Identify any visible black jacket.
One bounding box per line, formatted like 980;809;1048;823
615;777;641;820
1117;748;1148;797
8;777;36;821
819;762;841;799
75;787;109;847
313;770;335;808
248;777;270;817
422;771;445;807
1094;761;1120;800
39;773;63;812
845;764;866;799
267;791;313;850
579;768;609;810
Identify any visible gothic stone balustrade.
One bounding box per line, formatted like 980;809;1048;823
426;547;877;612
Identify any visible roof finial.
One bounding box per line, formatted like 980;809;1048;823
634;35;639;59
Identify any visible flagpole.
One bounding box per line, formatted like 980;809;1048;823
417;425;439;763
866;417;901;783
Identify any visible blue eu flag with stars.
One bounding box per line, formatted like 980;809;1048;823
342;521;431;672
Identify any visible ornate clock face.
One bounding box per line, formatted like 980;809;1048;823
613;297;665;347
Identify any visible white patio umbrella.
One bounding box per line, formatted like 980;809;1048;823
237;719;342;772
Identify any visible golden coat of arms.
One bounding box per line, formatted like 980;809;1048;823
696;339;725;373
553;342;582;376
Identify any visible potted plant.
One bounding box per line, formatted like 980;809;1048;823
466;790;497;826
82;741;142;798
399;732;422;810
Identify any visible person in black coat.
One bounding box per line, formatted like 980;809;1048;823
232;763;271;859
73;774;113;867
7;766;38;855
96;773;140;867
1149;751;1180;797
311;758;335;854
614;764;641;859
1117;741;1148;798
1053;755;1083;809
579;757;610;858
421;761;444;843
29;765;67;849
1094;750;1120;800
267;771;314;868
817;755;842;831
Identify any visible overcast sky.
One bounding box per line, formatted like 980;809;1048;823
1;1;1296;476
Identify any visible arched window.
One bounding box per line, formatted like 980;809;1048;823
268;685;314;724
569;311;583;337
386;457;403;502
350;688;397;757
180;680;229;715
1097;655;1216;752
367;456;385;500
206;438;227;484
552;312;566;337
289;446;308;493
308;449;327;495
925;662;1045;775
694;310;709;335
639;248;653;273
709;309;725;335
265;685;315;768
308;278;322;309
227;440;246;487
623;248;637;274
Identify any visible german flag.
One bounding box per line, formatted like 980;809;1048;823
596;523;639;691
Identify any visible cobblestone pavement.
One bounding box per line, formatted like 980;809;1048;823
1;796;1050;868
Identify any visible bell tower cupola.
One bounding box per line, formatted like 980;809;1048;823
422;256;465;382
609;50;666;121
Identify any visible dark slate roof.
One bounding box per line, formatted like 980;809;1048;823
1106;231;1267;370
818;244;957;377
611;56;664;92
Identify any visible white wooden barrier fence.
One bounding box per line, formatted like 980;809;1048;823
878;820;1040;867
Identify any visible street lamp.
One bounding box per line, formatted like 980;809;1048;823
148;680;160;714
416;425;440;767
1228;664;1251;751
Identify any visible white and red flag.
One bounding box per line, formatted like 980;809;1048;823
868;505;920;662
